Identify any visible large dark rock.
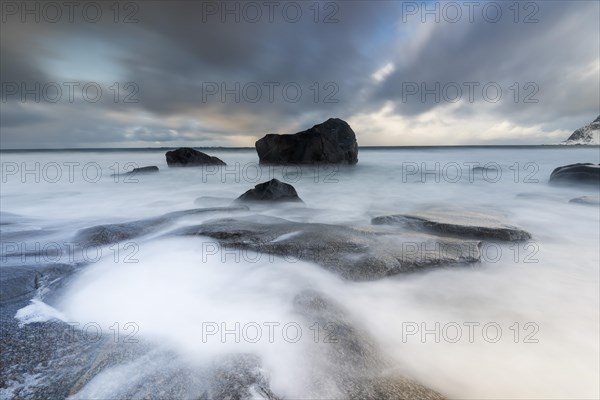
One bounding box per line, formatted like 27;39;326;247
549;163;600;185
236;179;303;203
372;208;531;242
293;290;445;399
255;118;358;164
165;148;226;167
174;215;481;281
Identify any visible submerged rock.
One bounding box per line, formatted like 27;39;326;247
175;215;481;281
569;196;600;206
73;206;249;246
73;220;162;247
515;192;563;201
372;207;531;241
111;166;159;177
255;118;358;165
0;211;31;226
236;179;303;203
549;163;600;185
293;290;445;399
472;165;500;174
165;147;226;167
194;196;234;206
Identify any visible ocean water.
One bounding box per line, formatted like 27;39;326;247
1;147;599;399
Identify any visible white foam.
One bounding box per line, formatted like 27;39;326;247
271;231;302;243
15;299;67;326
1;148;599;399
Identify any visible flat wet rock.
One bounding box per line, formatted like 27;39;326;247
516;192;564;201
0;263;79;305
174;215;481;281
73;206;249;247
293;290;444;399
111;166;159;177
372;207;531;242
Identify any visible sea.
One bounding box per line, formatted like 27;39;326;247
1;146;599;399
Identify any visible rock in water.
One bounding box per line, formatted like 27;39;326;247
569;196;600;206
165;147;226;167
563;115;600;145
175;215;481;281
549;163;600;185
255;118;358;164
236;179;303;203
126;166;158;174
73;206;249;246
372;207;531;241
293;290;445;399
111;166;158;177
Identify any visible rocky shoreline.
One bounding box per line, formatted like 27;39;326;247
2;118;599;399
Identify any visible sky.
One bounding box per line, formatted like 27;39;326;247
0;0;599;148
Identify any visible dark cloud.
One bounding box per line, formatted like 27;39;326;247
0;0;598;147
373;1;599;124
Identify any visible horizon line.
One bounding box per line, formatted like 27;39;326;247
1;144;597;152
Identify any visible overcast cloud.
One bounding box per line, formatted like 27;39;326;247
1;0;598;148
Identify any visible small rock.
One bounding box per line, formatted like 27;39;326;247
372;207;531;241
111;166;158;177
126;166;159;175
569;196;600;206
236;179;303;203
165;147;226;167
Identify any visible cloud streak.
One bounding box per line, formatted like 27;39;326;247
1;0;598;148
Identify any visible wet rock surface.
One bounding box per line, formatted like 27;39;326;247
204;354;279;400
1;205;533;398
174;215;481;280
1;261;277;400
549;163;600;185
73;206;250;246
293;290;444;399
0;263;78;305
0;259;103;400
236;179;303;203
372;207;531;242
